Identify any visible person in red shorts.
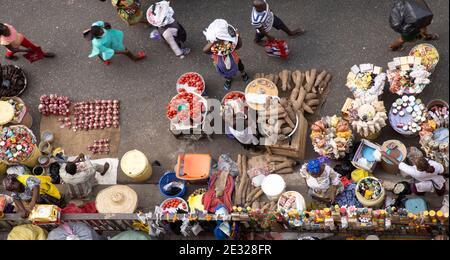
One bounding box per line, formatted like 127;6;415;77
0;23;55;60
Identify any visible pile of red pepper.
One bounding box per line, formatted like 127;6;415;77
177;72;205;94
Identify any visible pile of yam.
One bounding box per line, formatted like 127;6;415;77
255;69;333;115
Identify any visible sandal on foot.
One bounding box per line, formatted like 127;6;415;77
424;33;440;41
136;51;146;60
103;60;112;65
44;52;56;58
242;72;250;84
224;79;232;91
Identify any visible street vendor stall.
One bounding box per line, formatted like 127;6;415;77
389;95;427;136
0;125;41;168
346;96;388;140
387;56;431;95
346;63;386;98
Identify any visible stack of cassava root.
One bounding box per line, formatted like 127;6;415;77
255;69;332;115
257;96;297;142
234;154;295;210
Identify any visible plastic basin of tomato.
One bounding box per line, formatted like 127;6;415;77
176;72;206;95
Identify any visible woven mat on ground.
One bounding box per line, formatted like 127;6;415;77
40;116;120;160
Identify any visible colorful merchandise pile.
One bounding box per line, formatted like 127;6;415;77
0;126;37;164
72;100;120;131
311;115;353;159
346;64;386;98
348;96;387;139
387;56;431;95
176;72;205;95
389;95;427;135
167;90;207;128
409;44;440;72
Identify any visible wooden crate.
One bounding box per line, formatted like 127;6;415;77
265;112;308;160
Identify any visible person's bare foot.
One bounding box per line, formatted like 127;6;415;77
289;28;305;37
100;163;110;176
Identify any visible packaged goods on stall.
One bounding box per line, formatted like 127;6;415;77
389;95;427;136
346;64;386;98
166;90;207;128
0;97;26;124
38;94;71;117
277;191;306;212
387;56;431;95
0;65;27;97
348;97;387;139
311;115;353;160
72;99;120;131
0;126;37;164
409;44;439;72
420;101;449;169
176;72;206;95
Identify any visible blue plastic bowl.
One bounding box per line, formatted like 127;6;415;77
159;171;186;198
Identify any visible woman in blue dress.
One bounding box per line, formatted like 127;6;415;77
87;21;145;65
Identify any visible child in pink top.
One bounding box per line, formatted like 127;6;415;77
0;23;55;60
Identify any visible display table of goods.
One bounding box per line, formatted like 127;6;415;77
310;115;353;159
166;90;207;130
347;96;387;140
346;64;386;98
387;56;431;95
420;100;449;170
176;72;206;95
409;44;439;72
0;126;39;167
0;65;27;97
389;95;427;136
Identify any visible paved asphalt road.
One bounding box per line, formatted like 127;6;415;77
2;0;449;184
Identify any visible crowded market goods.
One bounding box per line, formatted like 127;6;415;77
265;154;296;175
160;197;189;213
387;56;431;95
38;94;71;117
346;64;386;98
0;97;26;124
0;65;27;97
222;91;246;117
72;99;120;131
356;177;386;208
176;72;206;95
311;115;353;160
0;126;39;165
120;150;152;182
409;44;439;72
347;97;387;139
277;191;306;212
88;139;110;155
389;95;427;136
95;185;138;214
420;101;449;170
167;91;207;128
187;188;207;213
7;224;47;240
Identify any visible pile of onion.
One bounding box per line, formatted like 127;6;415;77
72;100;120;132
38;94;71;116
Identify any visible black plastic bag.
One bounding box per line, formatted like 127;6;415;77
390;0;433;35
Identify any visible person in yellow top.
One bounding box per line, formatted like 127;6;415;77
2;174;63;218
112;0;145;26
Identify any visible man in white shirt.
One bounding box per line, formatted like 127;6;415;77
251;0;304;44
382;151;446;196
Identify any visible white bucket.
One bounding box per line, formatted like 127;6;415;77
261;174;286;201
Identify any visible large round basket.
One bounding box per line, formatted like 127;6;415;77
245;78;279;111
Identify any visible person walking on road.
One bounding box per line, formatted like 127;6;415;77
85;21;145;65
147;1;190;59
251;0;304;44
203;19;249;90
0;23;55;61
389;0;439;51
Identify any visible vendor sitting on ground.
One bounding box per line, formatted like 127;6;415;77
299;159;344;204
60;153;110;200
224;105;259;150
2;174;63;218
381;147;446;196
